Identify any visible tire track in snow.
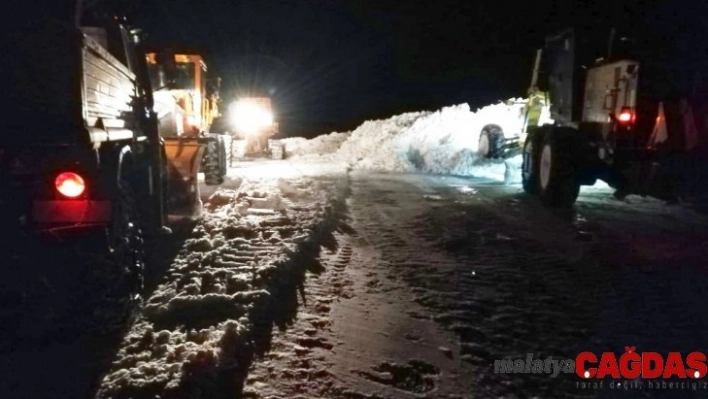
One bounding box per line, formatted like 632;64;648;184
241;233;358;399
96;172;350;399
350;173;708;399
348;174;601;398
242;192;473;399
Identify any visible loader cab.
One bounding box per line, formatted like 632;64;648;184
146;53;219;133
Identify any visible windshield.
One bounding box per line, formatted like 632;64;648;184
174;61;196;90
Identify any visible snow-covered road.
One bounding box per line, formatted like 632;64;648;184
240;169;708;398
3;160;708;399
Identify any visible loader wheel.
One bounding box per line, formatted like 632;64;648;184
478;126;504;158
536;129;580;207
521;134;538;194
218;135;228;177
203;136;224;186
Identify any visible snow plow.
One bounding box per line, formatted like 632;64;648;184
227;97;283;161
519;28;708;206
0;7;224;303
477;51;553;159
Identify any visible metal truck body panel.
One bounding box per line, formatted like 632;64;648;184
582;60;639;123
544;29;577;125
82;32;137;133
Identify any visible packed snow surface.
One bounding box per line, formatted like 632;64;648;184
97;165;347;398
283;100;535;182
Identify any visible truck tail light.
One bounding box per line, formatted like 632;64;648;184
55;172;86;198
617;107;635;125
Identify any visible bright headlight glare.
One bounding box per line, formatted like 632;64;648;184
229;100;273;133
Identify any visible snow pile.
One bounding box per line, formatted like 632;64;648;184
97;172;347;398
280;132;350;159
283;99;535;182
334;111;430;171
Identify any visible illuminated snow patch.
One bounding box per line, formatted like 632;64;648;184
280;99;533;182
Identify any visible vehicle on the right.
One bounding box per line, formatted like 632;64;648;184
495;27;708;207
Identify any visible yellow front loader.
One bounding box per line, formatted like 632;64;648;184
146;51;226;215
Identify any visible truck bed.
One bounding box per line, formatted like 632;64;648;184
81;30;138;143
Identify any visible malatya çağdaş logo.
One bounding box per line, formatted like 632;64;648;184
576;347;706;379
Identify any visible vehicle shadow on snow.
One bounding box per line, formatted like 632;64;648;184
242;214;351;398
0;220;195;399
250;228;339;352
144;219;200;295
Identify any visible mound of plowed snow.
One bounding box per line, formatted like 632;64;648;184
279;132;350;159
284;100;533;182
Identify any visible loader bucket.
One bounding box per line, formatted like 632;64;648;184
164;138;205;216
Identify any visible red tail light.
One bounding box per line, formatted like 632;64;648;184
617;107;634;125
55;172;86;198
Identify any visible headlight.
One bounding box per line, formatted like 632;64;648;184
229;99;274;133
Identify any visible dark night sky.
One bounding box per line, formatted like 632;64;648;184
126;0;706;137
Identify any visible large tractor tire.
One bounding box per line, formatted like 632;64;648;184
218;135;228;177
521;134;538;194
75;174;146;333
478;126;504;158
203;135;225;186
101;178;145;320
536;128;580;207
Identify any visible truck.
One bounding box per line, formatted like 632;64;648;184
1;6;223;310
483;27;708;207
